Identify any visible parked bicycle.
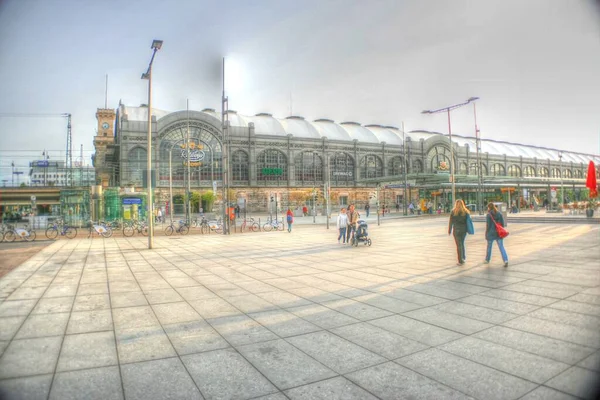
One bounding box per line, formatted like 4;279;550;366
45;219;77;239
0;223;10;242
88;221;113;238
3;224;36;242
208;218;223;234
165;220;189;236
241;217;259;232
123;220;148;237
262;217;284;232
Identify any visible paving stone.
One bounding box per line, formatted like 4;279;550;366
351;293;422;313
217;294;279;314
116;325;176;364
122;357;202;400
0;374;53;400
548;300;600;316
286;304;360;329
285;376;378;400
44;285;78;298
346;361;473;400
108;281;142;293
527;307;600;330
189;297;242;319
321;298;393;321
163;320;230;356
402;307;492;335
499;283;579;299
545;366;600;400
152;302;202;325
77;282;109;296
578;351;600;372
432;301;519;324
72;294;110;311
112;306;159;332
331;322;429;359
0;340;8;356
0;299;37;317
237;339;336;390
439;336;570;384
519;386;579;400
568;293;600;305
478;289;557;306
457;294;540;314
143;288;184;304
208;314;278;346
473;325;596;364
251;393;288;400
182;348;277;399
67;309;113;334
7;286;46;300
110;291;148;308
0;336;62;379
176;286;215;301
369;314;463;346
287;287;345;303
49;366;123;400
57;331;118;371
397;348;536;400
31;296;73;314
503;315;600;347
248;309;321;338
384;288;448;306
15;312;69;339
0;315;26;340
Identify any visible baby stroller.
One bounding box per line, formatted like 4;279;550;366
352;220;372;247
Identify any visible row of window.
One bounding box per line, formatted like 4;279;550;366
125;146;590;184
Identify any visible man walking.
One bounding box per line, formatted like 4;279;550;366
365;203;370;218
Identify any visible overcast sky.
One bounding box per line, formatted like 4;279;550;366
1;0;599;184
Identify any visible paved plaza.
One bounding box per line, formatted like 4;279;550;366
0;217;599;399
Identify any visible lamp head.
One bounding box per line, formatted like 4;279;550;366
151;40;163;50
421;110;431;114
467;97;480;102
141;72;150;80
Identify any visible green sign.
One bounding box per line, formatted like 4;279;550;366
262;168;283;176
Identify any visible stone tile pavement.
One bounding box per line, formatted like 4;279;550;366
0;218;599;399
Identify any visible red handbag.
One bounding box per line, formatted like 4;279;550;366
489;212;509;239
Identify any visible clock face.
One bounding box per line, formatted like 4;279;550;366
102;122;109;130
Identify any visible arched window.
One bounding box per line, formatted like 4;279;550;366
127;147;147;184
480;163;488;176
523;166;535;177
459;162;468;175
539;167;549;177
574;169;583;179
563;169;573;178
330;153;354;186
388;156;406;176
294;152;322;184
359;154;383;179
412;159;423;173
257;149;287;182
490;163;505;176
427;145;452;173
231;150;249;182
551;168;561;178
508;165;521;177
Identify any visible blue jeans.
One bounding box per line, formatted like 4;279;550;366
338;227;347;242
486;239;508;262
287;223;292;232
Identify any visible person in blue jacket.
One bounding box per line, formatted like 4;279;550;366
485;202;509;267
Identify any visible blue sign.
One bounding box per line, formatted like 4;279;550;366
122;198;142;205
36;160;49;167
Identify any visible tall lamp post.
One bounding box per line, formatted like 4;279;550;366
312;152;317;223
558;151;564;212
422;97;479;206
401;122;407;216
473;102;484;215
141;39;163;250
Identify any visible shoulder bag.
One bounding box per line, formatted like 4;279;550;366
489;212;509;239
466;214;475;235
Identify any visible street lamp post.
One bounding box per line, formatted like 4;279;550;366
422;97;479;206
402;122;407;216
313;152;317;223
558;151;564;213
141;39;163;250
473;102;484;215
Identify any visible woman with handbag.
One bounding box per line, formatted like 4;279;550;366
448;199;471;266
485;202;509;267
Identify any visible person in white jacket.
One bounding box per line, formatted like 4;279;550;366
337;208;349;244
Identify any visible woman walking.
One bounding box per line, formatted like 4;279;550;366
337;208;348;244
485;202;509;267
286;208;294;233
448;199;470;265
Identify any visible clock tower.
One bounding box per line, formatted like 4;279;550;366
93;108;116;187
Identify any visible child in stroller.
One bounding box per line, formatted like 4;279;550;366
352;220;372;247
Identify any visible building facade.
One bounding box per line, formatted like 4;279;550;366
94;104;600;213
29;160;95;187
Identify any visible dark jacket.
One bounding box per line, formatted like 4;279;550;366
486;211;506;240
448;212;468;234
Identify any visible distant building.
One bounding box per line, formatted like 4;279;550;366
29;159;95;187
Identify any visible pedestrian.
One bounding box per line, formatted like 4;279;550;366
302;205;308;217
337;208;348;244
286;208;294;233
448;199;470;266
396;203;400;213
382;204;386;217
346;204;360;243
157;208;163;223
235;204;240;218
365;203;370;218
408;202;414;214
485;202;509;267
